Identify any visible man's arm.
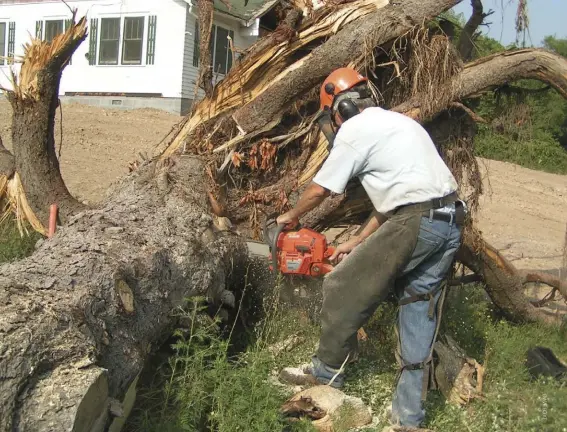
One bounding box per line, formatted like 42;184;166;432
276;182;330;225
354;210;387;243
328;210;386;262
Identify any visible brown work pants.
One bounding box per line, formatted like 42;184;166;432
316;209;422;368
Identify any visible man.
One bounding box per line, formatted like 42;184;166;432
276;67;465;430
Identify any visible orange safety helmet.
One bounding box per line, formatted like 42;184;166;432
320;67;368;111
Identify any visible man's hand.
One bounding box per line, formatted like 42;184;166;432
276;212;299;229
275;182;330;228
329;236;362;263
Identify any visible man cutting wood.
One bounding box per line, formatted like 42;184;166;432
276;67;466;431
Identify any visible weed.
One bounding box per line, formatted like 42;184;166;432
0;216;41;264
126;291;318;432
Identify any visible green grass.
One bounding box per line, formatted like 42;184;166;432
475;129;567;175
342;285;567;432
0;217;41;264
127;282;567;432
126;289;319;432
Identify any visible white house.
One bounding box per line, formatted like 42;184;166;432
0;0;281;114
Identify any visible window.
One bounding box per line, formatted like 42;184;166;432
45;19;64;42
88;15;156;66
99;18;120;65
0;23;5;66
122;17;144;65
193;23;235;75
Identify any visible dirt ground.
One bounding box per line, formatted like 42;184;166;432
1;100;565;273
0;100;181;204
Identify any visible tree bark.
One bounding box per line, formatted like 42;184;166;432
0;156;248;432
0;136;15;178
4;17;88;227
195;0;214;97
231;0;462;133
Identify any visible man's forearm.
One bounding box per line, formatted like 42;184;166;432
287;182;330;219
352;211;386;244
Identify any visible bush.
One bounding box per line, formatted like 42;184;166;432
126;297;316;432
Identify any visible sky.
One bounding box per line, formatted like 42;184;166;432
452;0;567;47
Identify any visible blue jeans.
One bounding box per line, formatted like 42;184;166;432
391;215;462;426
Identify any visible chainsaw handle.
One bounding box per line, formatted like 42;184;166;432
263;214;287;277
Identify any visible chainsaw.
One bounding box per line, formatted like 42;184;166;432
262;215;336;277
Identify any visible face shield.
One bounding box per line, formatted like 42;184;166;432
317;108;337;151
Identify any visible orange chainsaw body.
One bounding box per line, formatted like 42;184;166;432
268;227;335;277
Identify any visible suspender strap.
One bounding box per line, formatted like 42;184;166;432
394;283;448;401
398;284;443;320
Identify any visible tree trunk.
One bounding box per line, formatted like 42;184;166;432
456;0;487;61
195;0;214;97
0;156;249;432
158;0;461;158
4;16;88;226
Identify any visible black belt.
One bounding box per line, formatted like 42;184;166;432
387;192;458;217
387;192;465;225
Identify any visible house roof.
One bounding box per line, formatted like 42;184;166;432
187;0;280;26
214;0;280;23
0;0;280;26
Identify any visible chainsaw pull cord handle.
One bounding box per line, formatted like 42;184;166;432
271;223;285;278
263;214;286;278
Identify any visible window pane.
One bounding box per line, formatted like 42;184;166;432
0;23;6;65
99;18;120;65
122;17;144;64
213;26;229;74
45;20;64;42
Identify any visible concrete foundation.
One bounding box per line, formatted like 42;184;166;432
60;95;193;116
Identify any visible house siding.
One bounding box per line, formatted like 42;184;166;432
0;0;262;114
0;0;188;113
181;5;258;109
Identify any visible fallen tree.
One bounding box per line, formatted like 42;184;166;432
1;0;566;429
154;0;567;325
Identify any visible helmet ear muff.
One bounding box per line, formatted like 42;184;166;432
337;99;359;122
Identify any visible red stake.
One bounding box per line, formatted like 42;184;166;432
48;204;58;238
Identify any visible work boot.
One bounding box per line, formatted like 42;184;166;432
305;355;345;388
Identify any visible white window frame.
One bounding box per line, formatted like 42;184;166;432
95;14;149;67
0;22;7;66
193;22;235;75
44;18;65;42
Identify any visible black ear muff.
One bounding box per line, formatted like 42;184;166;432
337;99;359;121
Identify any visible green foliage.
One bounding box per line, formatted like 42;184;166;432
425;285;567;432
0;217;41;264
471;34;567;173
127;295;317;432
544;35;567;57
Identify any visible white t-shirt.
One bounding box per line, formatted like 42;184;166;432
312;107;458;214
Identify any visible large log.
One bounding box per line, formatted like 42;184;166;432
0;156;248;431
393;48;567;121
